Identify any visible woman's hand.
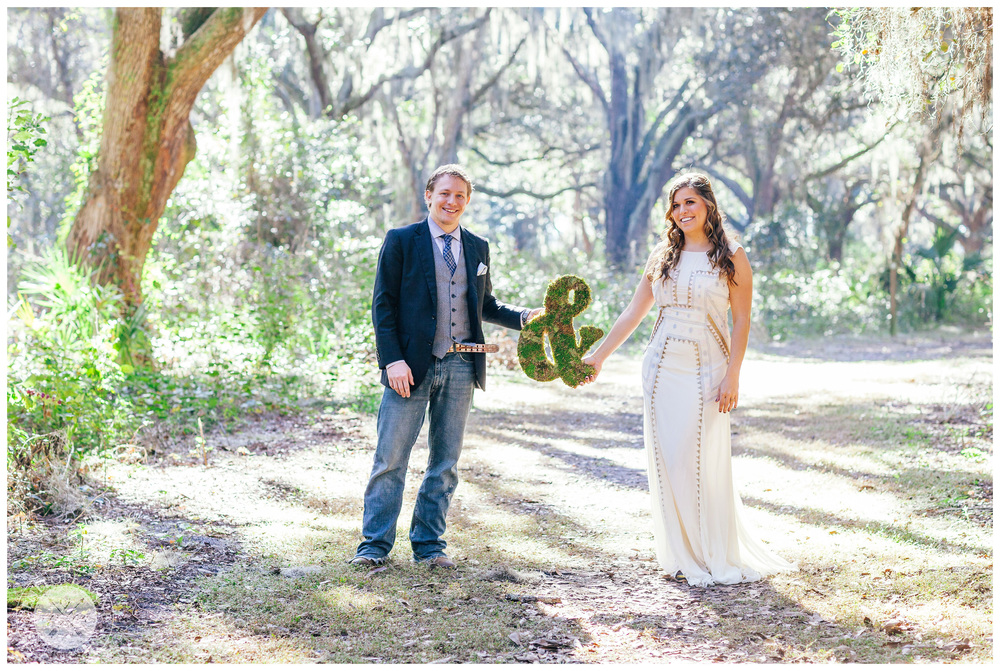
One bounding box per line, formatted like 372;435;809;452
716;372;739;413
581;355;603;385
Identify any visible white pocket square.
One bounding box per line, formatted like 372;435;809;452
477;263;488;276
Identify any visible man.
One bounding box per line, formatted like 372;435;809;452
351;164;540;569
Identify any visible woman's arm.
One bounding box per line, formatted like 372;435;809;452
716;248;752;412
581;275;655;383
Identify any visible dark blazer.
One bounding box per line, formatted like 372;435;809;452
372;219;525;391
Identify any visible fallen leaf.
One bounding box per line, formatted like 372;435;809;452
509;632;522;646
882;619;906;635
530;638;564;650
942;638;972;653
428;656;453;664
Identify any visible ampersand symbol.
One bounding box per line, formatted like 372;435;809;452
517;275;605;387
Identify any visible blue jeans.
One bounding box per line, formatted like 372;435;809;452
356;353;475;561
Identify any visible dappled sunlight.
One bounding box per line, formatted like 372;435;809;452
316;584;383;613
41;340;986;664
104;461;325;529
76;518;147;564
738;428;902;475
450;476;639;568
741;356;988;406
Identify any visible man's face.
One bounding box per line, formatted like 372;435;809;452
425;174;470;231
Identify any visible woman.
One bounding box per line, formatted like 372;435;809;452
582;171;795;587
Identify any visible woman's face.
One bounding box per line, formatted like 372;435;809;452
670;186;709;237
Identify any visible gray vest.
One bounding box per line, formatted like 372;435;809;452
432;235;471;358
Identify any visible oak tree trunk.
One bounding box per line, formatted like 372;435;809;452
66;7;267;307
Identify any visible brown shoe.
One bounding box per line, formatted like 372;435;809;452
421;556;457;569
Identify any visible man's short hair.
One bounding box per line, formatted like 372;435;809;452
425;164;474;198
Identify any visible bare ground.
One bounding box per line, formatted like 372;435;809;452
6;332;993;663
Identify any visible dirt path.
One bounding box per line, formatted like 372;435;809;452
7;334;992;663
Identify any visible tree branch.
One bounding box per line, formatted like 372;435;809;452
475;183;599;200
635;79;690;173
470;35;527;107
335;10;491;118
364;7;426;46
583;8;613;54
168;8;269;108
543;15;609;118
701;164;754;214
804;123;899;182
281;8;332;116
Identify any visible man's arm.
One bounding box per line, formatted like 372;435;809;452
372;230;419;397
372;230;405;367
479;242;535;331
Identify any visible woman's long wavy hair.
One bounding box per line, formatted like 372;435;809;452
645;171;737;286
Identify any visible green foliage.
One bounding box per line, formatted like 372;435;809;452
178;7;215;39
6;97;48;201
6;97;49;247
896;240;991;329
830;7;992;131
754;258;886;339
7;250;137;460
489;245;650;350
7;584;99;610
518;275;604;387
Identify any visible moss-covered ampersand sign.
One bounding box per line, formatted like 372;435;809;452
517;275;605;387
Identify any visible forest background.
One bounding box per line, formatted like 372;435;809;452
4;6;992;514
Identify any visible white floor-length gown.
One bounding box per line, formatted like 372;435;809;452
641;247;796;587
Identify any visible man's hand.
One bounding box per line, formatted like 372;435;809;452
387;361;414;398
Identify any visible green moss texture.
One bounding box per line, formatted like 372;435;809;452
517;275;604;387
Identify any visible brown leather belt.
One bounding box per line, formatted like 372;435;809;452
446;342;500;353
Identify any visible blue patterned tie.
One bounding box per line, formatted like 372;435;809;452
442;234;457;277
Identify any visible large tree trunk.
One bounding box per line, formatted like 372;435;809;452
567;8;741;270
66;7;267;307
